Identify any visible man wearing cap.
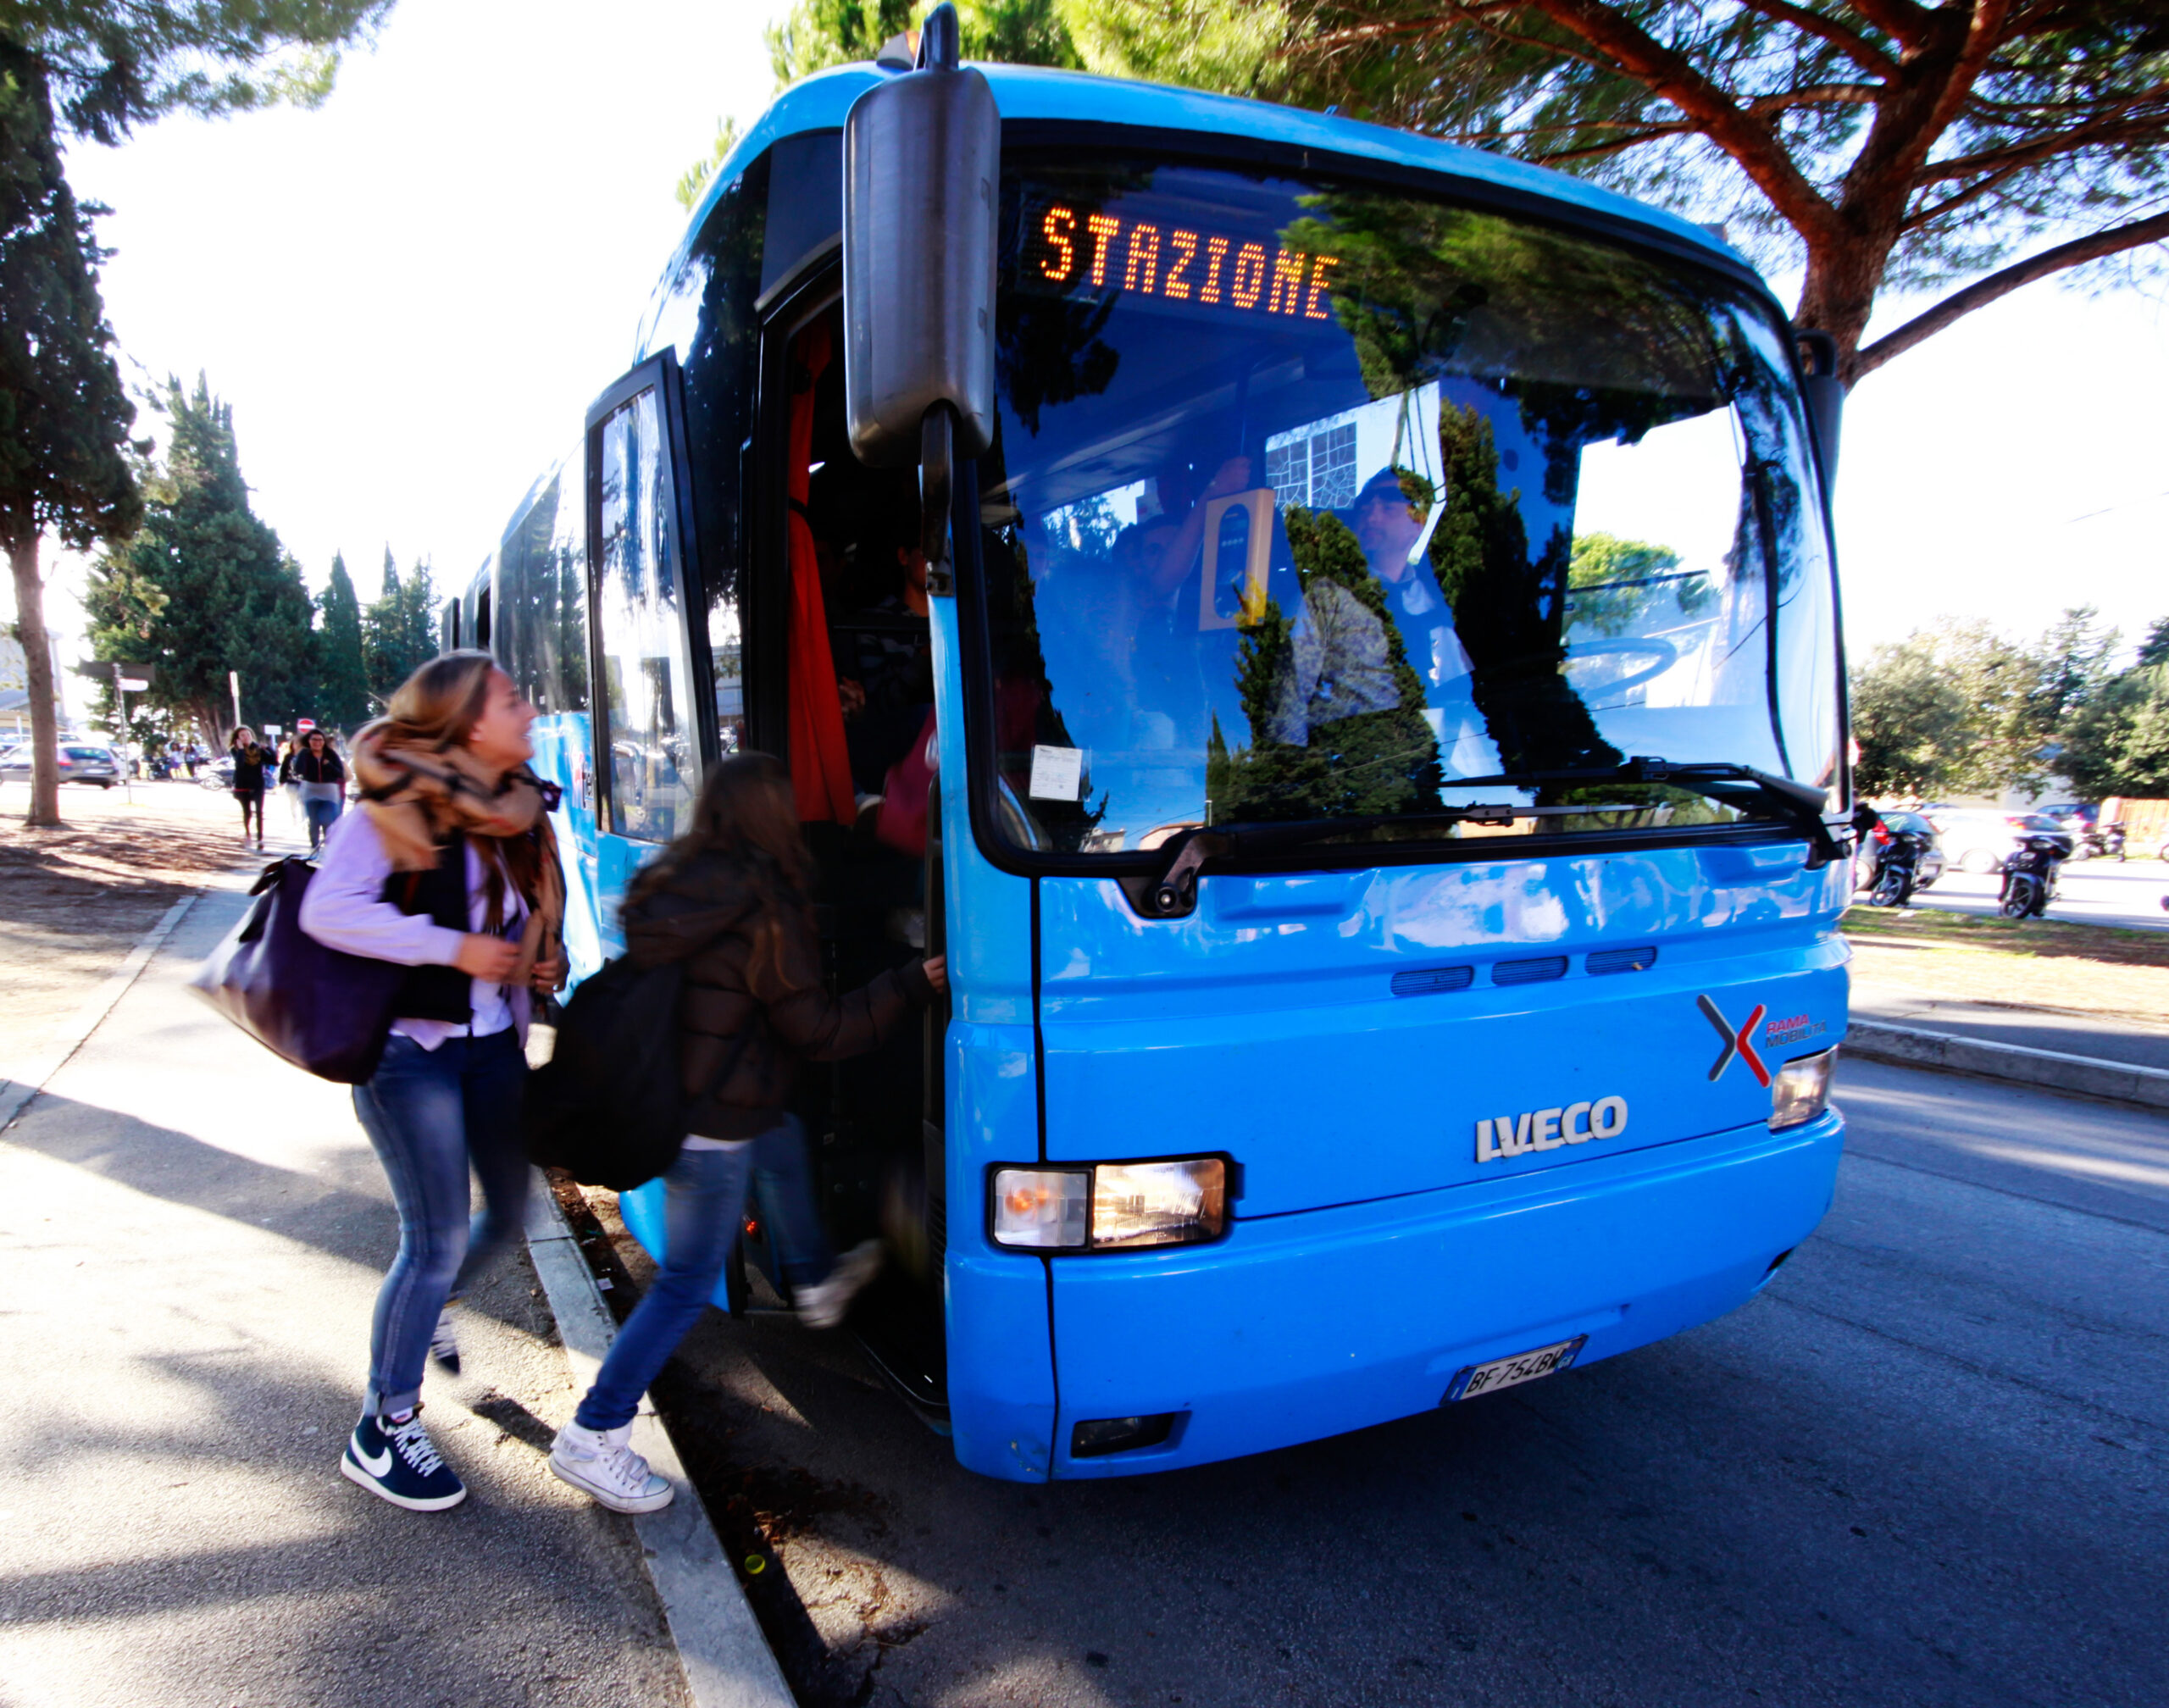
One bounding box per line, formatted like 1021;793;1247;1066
1349;465;1497;779
1351;465;1473;689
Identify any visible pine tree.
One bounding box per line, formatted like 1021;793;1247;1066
313;549;369;725
0;41;141;824
83;376;313;746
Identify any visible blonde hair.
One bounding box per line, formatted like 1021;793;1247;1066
383;651;498;752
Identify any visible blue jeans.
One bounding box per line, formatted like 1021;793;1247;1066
576;1115;832;1431
352;1029;531;1416
303;793;341;850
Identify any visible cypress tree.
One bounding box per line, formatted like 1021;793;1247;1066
0;41;141;824
314;549;369;725
84;376;313;745
363;547;436;702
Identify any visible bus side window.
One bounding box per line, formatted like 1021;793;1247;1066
497;458;589;718
591;379;698;842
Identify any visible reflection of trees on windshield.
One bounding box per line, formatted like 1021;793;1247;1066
1283;191;1757;779
1567;533;1711;637
1207;507;1443;821
1429;402;1621;774
1289;196;1721;411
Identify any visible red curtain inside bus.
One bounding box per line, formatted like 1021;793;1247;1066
786;320;857;824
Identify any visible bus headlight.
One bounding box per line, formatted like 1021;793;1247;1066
990;1158;1230;1251
1770;1048;1837;1130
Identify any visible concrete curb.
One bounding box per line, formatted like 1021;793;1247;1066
524;1189;797;1708
0;892;198;1134
1847;1019;2169;1112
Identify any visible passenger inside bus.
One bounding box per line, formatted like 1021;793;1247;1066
776;307;952;1402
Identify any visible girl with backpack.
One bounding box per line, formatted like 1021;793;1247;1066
299;652;565;1512
547;751;944;1515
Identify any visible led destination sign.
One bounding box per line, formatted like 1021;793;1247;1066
1023;202;1340;321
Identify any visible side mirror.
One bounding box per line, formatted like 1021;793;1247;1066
1795;329;1844;494
843;3;1001;580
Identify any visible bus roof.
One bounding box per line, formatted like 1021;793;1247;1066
678;60;1754;289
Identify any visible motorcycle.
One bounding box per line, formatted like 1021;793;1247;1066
1998;833;2064;920
1860;817;1931;907
2080;820;2128;862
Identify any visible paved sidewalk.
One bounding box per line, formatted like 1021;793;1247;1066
0;886;696;1708
1851;979;2169;1073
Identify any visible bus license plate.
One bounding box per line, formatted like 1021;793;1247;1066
1443;1335;1588;1403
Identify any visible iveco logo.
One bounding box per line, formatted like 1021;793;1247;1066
1476;1097;1628;1163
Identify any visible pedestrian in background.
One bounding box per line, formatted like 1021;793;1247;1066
228;728;270;847
295;728;346;853
276;735;303;829
298;652;565;1512
549;751;943;1515
184;740;202;779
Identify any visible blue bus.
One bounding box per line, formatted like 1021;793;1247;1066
448;14;1851;1483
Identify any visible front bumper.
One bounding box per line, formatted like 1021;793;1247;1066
957;1111;1844;1480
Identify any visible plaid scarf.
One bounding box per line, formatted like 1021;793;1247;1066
351;722;566;990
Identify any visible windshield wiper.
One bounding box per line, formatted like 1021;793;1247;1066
1142;757;1842;918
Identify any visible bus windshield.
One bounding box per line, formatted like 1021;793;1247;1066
972;157;1842;857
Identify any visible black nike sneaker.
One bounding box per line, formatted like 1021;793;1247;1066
340;1408;466;1511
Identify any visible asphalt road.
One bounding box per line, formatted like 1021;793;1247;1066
1906;857;2169;931
630;1058;2169;1708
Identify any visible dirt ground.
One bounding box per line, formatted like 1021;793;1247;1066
0;779;291;1076
1843;903;2169;1020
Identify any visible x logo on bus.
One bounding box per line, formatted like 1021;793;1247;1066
1698;995;1771;1087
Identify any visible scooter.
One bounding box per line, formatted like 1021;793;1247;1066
1998;834;2063;919
2092;820;2127;862
1860;818;1929;907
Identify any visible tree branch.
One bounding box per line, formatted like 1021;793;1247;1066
1744;83;1883;116
1916;107;2169;188
1853;209;2169;380
1532;123;1695;164
1841;0;1940;52
1917;0;2017;151
1523;0;1839;238
1734;0;1900;78
1900;158;2033;232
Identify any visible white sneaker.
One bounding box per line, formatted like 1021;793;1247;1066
429;1307;461;1375
550;1420;674;1513
796;1239;885;1330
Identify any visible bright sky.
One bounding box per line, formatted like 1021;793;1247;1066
17;0;2169;725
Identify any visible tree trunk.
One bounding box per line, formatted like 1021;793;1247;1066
7;527;64;828
1794;228;1900;390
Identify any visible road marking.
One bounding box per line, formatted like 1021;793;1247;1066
0;892;198;1134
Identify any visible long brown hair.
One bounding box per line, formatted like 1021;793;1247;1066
380;649;540;929
383;651;497;751
628;752;813;987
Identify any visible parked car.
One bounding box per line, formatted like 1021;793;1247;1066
0;743;122;788
1922;807;2077;873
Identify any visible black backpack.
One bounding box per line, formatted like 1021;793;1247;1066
523;953;750;1190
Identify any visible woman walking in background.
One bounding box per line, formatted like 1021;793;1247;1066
228;727;270;847
276;735;303;829
295;728;347;852
549;751;943;1514
299;652;565;1512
